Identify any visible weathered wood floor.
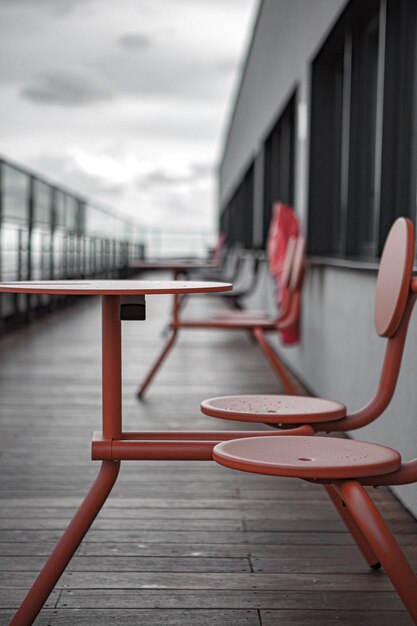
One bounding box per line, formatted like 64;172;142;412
0;280;415;625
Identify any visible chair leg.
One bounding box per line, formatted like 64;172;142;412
10;460;120;626
324;484;381;569
252;327;298;395
137;328;178;399
338;480;417;623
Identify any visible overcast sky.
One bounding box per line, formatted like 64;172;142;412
0;0;258;237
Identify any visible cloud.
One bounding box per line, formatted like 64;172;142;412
191;162;214;177
1;0;97;17
20;68;115;107
117;32;152;51
216;58;239;73
139;162;213;189
32;153;124;199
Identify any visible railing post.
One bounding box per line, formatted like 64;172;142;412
25;175;34;321
0;161;4;336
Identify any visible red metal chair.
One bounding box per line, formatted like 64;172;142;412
201;218;416;438
206;217;417;621
138;235;306;398
213;432;417;622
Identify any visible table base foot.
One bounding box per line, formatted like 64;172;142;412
10;460;120;626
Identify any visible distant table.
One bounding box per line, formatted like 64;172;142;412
3;279;231;626
129;259;219;303
129;260;221;349
129;259;217;280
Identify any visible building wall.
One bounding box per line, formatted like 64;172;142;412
220;0;417;515
220;0;347;213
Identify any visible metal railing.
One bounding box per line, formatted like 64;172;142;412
140;228;215;259
0;157;144;326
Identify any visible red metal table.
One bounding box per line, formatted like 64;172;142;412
0;279;232;625
3;279;313;625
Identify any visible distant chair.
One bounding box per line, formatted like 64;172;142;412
180;248;264;314
209;249;264;310
137;235;306;398
190;242;243;283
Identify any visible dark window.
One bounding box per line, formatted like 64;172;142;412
348;8;381;257
220;161;254;248
263;93;296;246
380;0;417;250
308;0;417;260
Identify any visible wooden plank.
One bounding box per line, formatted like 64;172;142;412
0;542;251;558
261;611;413;625
1;609;261;626
0;556;251;573
0;589;59;609
0;503;410;521
251;556;417;574
0;518;243;532
245;518;417;534
56;589;406;611
1;529;416;546
0;571;396;592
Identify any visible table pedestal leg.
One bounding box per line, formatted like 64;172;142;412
11;295;124;625
10;460;120;626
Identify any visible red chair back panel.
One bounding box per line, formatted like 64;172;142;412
375;218;415;337
281;237;297;289
267;201;299;291
290;236;306;291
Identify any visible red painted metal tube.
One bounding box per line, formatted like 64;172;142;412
252;326;299;395
275;291;300;330
337;480;417;621
10;460;120;626
91;425;315;461
137;328;178;398
102;296;122;439
111;440;218;460
324;484;380;568
119;428;313;440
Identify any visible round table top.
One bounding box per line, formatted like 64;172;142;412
129;259;216;271
0;280;232;296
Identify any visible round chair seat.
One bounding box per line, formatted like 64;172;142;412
201;395;346;424
213;436;401;480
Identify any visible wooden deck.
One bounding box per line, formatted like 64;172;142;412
0;279;415;625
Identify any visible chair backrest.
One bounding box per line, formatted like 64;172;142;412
266;202;299;279
222;244;243;281
281;237;297;289
274;236;304;333
374;218;415;338
211;232;226;265
289;236;306;292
